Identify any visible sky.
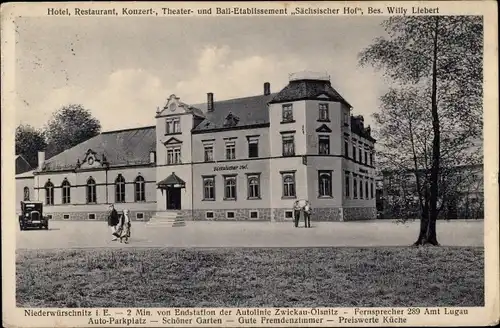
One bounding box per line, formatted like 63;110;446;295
14;16;389;132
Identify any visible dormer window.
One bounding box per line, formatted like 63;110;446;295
223;113;239;127
318;104;329;121
282;104;294;123
166;117;181;134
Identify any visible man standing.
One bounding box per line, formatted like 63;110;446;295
107;204;120;241
304;201;312;228
293;200;301;228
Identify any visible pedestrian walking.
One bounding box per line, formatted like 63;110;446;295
118;209;132;244
107;204;120;241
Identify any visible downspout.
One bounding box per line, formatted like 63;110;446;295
105;166;109;204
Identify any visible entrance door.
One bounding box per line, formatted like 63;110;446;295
166;188;181;210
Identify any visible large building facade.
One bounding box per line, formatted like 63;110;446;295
16;72;377;222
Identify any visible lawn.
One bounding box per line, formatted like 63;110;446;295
16;247;484;308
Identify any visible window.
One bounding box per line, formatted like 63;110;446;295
224;175;237;200
206;211;214;219
167;147;181;164
115;174;126;203
88;213;96;220
226;211;235;219
203;176;215;200
247;174;261;199
370;181;374;199
135;176;146;202
204;144;214;162
344;140;349;158
136;212;144;220
282;134;295;157
359;148;362;163
282;104;293;122
345;173;350;198
352;144;356;161
364;150;368;164
225;141;236;160
284;210;294;219
86;177;97;203
343;111;349;125
63;214;70;220
318;135;330;155
353;176;358;199
248;137;259;158
282;172;296;198
45;181;54;205
166;118;181;134
318;103;329;121
360;177;364;199
250;211;259;219
23;187;30;201
370;152;374;166
61;180;71;204
318;171;333;197
365;181;369;199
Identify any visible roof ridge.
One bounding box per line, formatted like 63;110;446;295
101;125;156;135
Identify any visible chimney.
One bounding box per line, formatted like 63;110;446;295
149;150;156;164
263;82;271;96
38;151;45;170
207;92;214;112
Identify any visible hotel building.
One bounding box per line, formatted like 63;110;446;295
16;72;377;222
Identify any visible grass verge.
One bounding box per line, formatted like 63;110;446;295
16;247;484;308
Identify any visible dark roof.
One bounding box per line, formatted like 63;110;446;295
15;155;33;174
351;116;376;142
269;79;352;107
41;126;156;172
192;93;276;132
157;172;186;188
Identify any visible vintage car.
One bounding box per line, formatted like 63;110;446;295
19;201;49;230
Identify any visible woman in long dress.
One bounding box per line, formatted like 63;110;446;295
117;209;131;244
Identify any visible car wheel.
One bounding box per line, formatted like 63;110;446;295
19;225;24;231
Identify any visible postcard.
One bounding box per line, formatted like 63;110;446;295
1;1;498;327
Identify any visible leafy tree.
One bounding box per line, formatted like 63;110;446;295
45;104;101;158
15;124;47;168
360;16;483;245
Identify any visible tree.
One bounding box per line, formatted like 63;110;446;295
45;104;101;158
359;16;483;245
15;125;47;168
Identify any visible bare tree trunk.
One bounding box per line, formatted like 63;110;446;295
427;16;441;246
415;16;440;246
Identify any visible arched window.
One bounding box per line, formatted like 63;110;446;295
282;173;296;198
247;175;260;199
224;176;237;200
318;171;332;197
134;175;145;202
61;179;71;204
23;187;30;201
203;177;215;200
86;177;97;204
115;174;126;203
45;181;54;205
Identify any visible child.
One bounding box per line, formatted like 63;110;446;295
119;209;131;244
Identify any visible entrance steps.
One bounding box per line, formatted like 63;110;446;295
148;211;186;227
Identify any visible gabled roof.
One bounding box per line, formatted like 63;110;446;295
192;93;276;132
40;126;156;172
15;154;33;175
157;172;186;188
269;79;352;107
